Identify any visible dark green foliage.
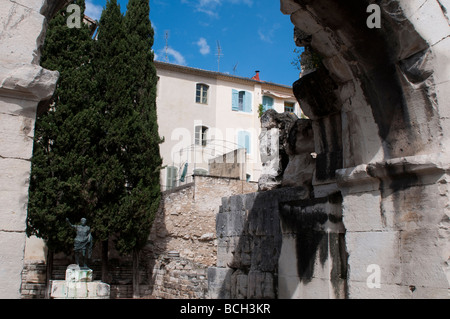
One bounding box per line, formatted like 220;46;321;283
113;0;163;254
292;46;323;72
27;0;99;253
28;0;162;258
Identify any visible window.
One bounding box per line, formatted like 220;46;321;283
262;96;274;112
237;130;251;154
166;166;178;190
284;102;295;113
238;91;245;110
232;89;252;113
195;125;208;146
196;83;208;104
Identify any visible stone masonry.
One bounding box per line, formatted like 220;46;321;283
148;175;257;267
210;0;450;297
280;0;450;298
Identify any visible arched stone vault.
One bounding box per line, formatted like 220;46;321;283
285;0;448;166
280;0;450;298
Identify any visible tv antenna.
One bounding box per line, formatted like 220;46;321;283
216;41;223;72
232;62;238;75
164;30;170;62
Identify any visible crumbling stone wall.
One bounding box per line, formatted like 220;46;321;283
148;175;257;266
149;255;208;299
208;187;310;299
209;112;347;299
208;187;347;299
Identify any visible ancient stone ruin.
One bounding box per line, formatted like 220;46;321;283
209;0;450;298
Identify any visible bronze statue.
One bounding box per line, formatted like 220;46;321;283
66;217;93;269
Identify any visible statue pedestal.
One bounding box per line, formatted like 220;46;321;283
50;264;110;299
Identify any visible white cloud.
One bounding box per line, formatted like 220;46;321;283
184;0;252;18
157;47;187;65
228;0;253;6
196;37;210;55
85;0;103;21
258;23;281;44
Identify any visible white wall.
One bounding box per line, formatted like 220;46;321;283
156;64;298;189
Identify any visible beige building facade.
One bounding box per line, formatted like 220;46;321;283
155;61;301;190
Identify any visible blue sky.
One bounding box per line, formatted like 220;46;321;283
85;0;301;86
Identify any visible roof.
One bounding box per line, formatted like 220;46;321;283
154;61;294;93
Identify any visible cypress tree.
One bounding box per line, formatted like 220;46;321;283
90;0;129;282
118;0;162;255
93;0;162;291
121;0;163;297
27;0;99;266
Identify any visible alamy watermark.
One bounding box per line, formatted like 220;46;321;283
366;264;381;288
367;4;381;29
66;4;81;29
66;4;381;29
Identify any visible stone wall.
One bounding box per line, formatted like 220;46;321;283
208;187;310;299
209;149;247;180
278;192;347;298
148;175;257;267
149;255;208;299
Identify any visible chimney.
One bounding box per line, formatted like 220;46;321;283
252;70;260;81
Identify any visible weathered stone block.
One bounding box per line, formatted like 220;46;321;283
65;264;93;282
207;267;232;299
0;113;35;160
408;0;450;46
346;231;402;285
50;280;110;299
0;231;26;298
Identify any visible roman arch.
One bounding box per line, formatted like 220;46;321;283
279;0;450;297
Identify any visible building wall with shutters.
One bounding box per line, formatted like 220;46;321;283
155;61;300;190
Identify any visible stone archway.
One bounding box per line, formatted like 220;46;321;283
281;0;449;298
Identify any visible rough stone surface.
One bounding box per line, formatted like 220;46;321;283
50;264;110;299
148;256;208;299
258;109;315;191
281;0;450;298
148;175;257;266
0;0;62;298
210;186;310;298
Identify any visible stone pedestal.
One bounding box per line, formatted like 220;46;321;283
50;264;110;299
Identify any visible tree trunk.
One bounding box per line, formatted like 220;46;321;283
101;240;109;283
45;249;53;299
132;249;140;298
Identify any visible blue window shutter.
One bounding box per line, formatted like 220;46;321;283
238;131;250;154
245;132;250;153
263;96;274;111
232;89;239;111
238;131;245;150
244;91;252;113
